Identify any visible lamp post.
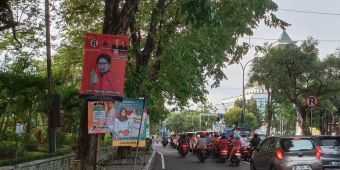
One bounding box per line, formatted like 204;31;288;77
239;59;254;127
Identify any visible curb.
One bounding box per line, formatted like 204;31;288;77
142;149;157;170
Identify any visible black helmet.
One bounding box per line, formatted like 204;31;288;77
230;133;234;137
222;133;226;137
254;133;258;138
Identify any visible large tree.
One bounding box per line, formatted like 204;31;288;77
250;38;340;135
223;107;257;129
234;97;262;129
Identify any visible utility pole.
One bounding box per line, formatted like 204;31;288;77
239;59;254;127
45;0;55;153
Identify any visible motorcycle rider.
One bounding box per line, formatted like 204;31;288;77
195;134;207;156
206;133;211;144
217;133;228;153
250;133;261;147
240;133;247;147
211;134;218;151
228;133;234;141
228;134;242;165
190;136;196;152
177;134;187;150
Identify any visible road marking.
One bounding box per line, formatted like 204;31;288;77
157;151;165;169
242;161;250;164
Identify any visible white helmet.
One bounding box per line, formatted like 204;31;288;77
197;134;200;138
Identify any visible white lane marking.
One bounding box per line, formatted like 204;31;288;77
242;161;250;164
157;151;165;169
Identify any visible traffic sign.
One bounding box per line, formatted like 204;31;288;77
306;95;318;108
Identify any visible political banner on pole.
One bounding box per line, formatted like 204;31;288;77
112;98;147;146
146;115;150;138
79;33;129;100
88;100;116;134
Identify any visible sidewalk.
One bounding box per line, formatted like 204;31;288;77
99;149;156;170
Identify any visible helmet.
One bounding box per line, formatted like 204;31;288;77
254;133;258;138
230;133;234;137
197;134;200;138
242;133;246;137
235;134;241;139
222;133;226;137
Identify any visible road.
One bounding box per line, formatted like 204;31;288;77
152;143;250;170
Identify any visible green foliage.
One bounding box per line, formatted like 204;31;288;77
56;131;67;148
234;97;262;129
223;107;257;129
0;141;23;158
100;133;112;148
0;146;72;166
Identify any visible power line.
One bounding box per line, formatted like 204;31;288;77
279;9;340;16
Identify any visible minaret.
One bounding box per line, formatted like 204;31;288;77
271;30;296;48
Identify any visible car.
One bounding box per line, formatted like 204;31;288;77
311;135;340;170
250;136;322;170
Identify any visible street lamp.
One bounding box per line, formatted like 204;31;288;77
238;59;254;127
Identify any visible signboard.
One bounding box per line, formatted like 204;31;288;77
15;123;24;136
79;33;129;100
88;101;116;134
306;95;318;108
146;115;150;138
112;98;147;146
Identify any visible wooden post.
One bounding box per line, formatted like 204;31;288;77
95;134;100;170
143;148;146;165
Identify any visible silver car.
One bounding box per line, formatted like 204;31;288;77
311;136;340;170
250;136;322;170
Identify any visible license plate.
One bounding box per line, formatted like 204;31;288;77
243;151;248;153
235;153;241;156
183;149;186;150
201;151;206;153
330;162;340;165
293;165;312;170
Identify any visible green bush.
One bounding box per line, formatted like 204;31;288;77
0;148;73;167
100;133;112;148
56;131;67;148
0;141;23;158
4;128;15;141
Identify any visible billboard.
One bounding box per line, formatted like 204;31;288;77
88;101;116;134
112;98;147;146
79;33;129;100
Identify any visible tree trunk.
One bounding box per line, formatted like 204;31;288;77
265;89;273;137
74;100;97;170
0;116;10;141
0;103;10;141
26;122;31;133
319;110;325;135
337;115;340;136
299;108;311;136
332;114;335;135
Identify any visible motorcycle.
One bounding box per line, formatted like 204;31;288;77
247;145;257;162
216;148;228;163
211;146;218;158
229;148;241;166
197;147;207;163
161;140;168;147
178;143;188;157
206;143;212;158
240;145;248;161
170;139;177;148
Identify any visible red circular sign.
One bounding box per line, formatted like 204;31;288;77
123;130;130;136
306;95;318;108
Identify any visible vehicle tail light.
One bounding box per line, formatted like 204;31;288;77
293;137;300;140
316;146;323;159
207;143;210;146
319;164;322;168
236;149;240;153
194;137;197;140
182;144;187;148
243;146;248;150
202;147;206;149
280;165;284;169
276;148;283;160
222;150;228;153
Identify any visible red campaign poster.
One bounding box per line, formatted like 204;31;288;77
79;33;129;100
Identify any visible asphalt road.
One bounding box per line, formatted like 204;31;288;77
152;143;250;170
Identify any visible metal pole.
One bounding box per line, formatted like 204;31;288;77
15;135;19;158
242;66;245;127
95;134;100;170
133;95;147;170
311;108;313;136
200;114;201;131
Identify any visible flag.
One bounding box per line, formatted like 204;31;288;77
296;110;303;126
241;110;244;123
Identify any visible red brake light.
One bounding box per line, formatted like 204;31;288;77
293;137;300;140
207;144;210;146
276;148;283;160
236;149;240;153
202;147;206;149
280;165;284;170
182;144;187;148
243;146;248;150
194;137;197;140
319;164;322;168
222;150;228;153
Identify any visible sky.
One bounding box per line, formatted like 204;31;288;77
203;0;340;111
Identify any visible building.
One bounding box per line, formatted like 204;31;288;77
222;31;294;113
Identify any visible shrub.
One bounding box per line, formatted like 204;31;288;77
100;133;112;148
56;131;66;148
0;141;23;159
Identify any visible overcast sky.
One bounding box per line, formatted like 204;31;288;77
204;0;340;111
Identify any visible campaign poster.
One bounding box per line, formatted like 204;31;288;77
79;33;129;100
112;98;147;146
88;101;116;134
146;115;150;138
